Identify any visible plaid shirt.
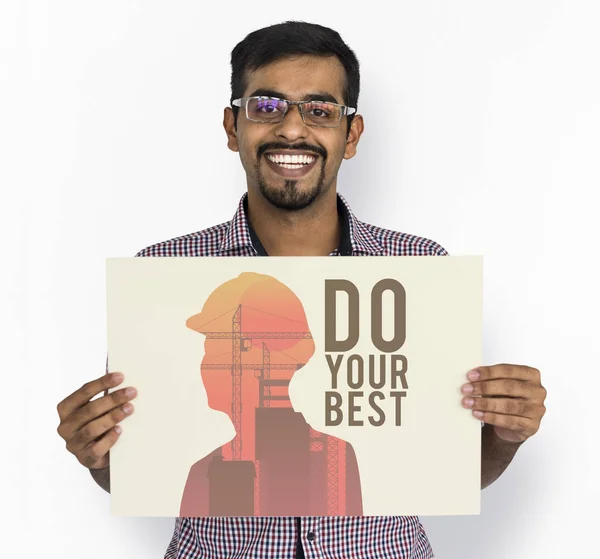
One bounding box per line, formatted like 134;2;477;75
136;193;447;559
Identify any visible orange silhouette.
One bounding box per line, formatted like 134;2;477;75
179;272;363;517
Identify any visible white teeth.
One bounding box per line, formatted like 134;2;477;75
267;153;316;166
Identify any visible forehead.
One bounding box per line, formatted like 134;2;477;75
243;54;346;104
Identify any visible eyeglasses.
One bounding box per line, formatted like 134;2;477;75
231;96;356;128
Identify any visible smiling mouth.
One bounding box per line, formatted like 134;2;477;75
266;153;317;169
264;152;319;178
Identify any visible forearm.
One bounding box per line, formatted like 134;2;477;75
481;423;522;489
89;466;111;493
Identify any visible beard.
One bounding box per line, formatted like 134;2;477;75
254;142;328;211
257;166;327;211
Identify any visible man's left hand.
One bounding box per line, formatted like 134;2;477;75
462;364;547;443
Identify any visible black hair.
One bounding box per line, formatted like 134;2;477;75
230;21;360;133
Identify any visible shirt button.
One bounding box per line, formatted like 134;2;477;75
307;532;316;542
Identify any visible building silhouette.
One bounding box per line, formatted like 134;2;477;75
178;273;363;517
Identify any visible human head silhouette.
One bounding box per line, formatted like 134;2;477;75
186;272;315;416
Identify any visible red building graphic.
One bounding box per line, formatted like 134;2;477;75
179;273;363;517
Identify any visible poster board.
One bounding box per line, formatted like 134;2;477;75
106;256;482;517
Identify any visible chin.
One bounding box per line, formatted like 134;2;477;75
259;182;325;211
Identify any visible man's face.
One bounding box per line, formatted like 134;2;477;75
224;55;363;211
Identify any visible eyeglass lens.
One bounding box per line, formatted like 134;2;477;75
247;97;342;127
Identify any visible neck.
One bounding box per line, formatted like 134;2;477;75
246;188;341;256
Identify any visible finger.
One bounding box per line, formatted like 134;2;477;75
462;396;539;418
79;426;123;470
462;379;545;399
57;386;137;441
470;410;536;438
71;386;137;431
66;402;134;455
469;364;541;383
57;373;125;420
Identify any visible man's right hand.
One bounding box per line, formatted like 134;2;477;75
56;372;137;470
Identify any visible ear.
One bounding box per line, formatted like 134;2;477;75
343;114;364;160
223;107;239;152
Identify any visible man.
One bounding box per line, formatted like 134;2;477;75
56;21;547;559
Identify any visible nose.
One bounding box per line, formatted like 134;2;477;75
274;103;309;142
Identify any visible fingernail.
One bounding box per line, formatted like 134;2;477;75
462;384;474;394
123;403;133;414
473;410;484;419
114;425;122;434
125;387;137;398
467;370;480;381
464;398;475;408
111;373;124;383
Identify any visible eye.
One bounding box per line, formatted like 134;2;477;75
256;99;282;113
307;102;334;118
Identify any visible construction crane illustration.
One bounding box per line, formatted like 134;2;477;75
199;303;340;515
201;304;310;460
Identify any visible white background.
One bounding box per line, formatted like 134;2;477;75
2;1;598;558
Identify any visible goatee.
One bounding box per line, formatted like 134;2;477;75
255;142;328;211
258;176;325;211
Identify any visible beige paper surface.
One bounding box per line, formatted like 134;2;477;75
106;256;482;517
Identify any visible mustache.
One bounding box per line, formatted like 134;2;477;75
257;142;327;161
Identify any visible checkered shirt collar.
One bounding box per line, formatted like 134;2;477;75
219;193;385;256
218;194;255;253
338;194;386;255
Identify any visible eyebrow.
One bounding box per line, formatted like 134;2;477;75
248;89;341;105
